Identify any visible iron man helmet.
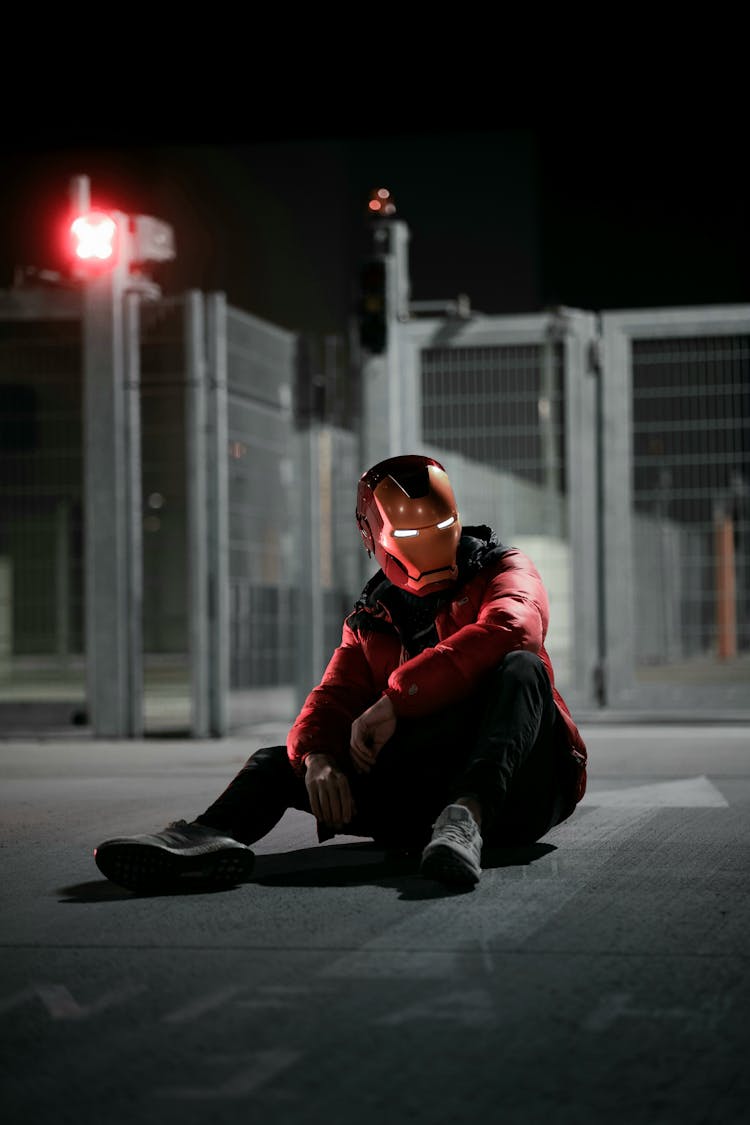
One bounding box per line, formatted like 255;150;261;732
356;454;462;595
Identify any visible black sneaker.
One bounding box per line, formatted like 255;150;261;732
94;820;255;893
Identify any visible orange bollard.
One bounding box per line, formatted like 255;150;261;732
715;514;737;661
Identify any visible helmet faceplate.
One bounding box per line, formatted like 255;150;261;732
356;455;461;595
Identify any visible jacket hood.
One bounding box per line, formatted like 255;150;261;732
349;525;510;649
454;525;509;582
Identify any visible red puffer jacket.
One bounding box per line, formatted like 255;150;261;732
287;529;587;809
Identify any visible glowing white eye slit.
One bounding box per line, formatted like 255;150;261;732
393;529;419;538
437;517;455;529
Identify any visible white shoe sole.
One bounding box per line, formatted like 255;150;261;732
420;843;481;887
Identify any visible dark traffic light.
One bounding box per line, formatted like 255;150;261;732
358;257;387;355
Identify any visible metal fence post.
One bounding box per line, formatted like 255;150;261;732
294;424;324;716
561;309;601;709
205;292;229;736
124;291;144;736
83;237;137;736
184;290;210;737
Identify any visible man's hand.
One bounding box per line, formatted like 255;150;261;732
350;695;397;773
304;753;356;830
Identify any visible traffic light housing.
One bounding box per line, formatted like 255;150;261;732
358;257;387;355
367;187;396;218
69;210;122;274
66;175;175;292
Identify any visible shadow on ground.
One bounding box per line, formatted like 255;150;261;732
254;840;557;899
59;840;557;903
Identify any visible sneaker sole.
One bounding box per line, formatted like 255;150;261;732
420;844;480;887
94;841;255;893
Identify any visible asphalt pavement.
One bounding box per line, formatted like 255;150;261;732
1;712;749;1125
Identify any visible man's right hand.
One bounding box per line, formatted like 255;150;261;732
304;753;356;830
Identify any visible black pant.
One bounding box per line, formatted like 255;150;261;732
196;651;572;850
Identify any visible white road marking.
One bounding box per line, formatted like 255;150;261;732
581;775;728;807
0;983;145;1019
321;806;658;979
583;991;733;1033
162;984;245;1023
375;987;495;1027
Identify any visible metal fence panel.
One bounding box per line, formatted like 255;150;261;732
397;310;600;712
0;305;86;724
225;306;298;692
138;296;193;732
294;424;362;713
601;306;750;713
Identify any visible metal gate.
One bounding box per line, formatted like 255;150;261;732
0;290;86;729
385;303;750;717
395;307;601;714
0;286;301;736
139;293;301;734
600;305;750;714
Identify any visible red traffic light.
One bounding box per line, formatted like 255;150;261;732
70;211;119;265
367;187;396;218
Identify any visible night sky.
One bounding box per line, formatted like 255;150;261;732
1;122;746;340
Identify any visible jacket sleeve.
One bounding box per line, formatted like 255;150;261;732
384;550;550;719
286;620;381;776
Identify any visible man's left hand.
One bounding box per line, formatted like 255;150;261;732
350;695;397;773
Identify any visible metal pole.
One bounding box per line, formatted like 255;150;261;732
540;324;558;529
359;219;412;470
295;425;323;716
184;291;210;737
124;291;144;736
206;292;229;736
715;508;738;660
82;212;131;736
69;175;90;216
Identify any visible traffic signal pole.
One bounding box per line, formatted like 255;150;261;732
81;210;143;736
71;175;174;737
358;200;416;472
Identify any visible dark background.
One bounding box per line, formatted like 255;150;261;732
1;121;746;338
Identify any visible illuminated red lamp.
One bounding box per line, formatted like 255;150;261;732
70;211;119;265
368;187;396;217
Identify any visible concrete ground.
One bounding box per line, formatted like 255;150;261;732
1;711;749;1125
